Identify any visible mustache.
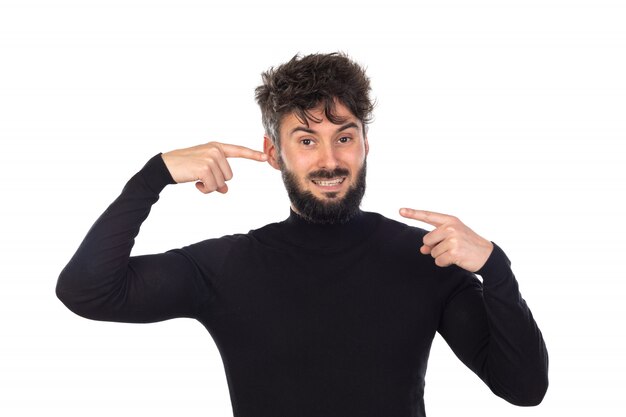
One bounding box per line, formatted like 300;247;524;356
307;168;350;180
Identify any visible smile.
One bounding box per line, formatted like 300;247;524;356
311;178;346;187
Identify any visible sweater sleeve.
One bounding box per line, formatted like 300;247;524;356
56;153;211;323
437;243;549;406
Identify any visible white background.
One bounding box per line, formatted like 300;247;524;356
1;0;624;415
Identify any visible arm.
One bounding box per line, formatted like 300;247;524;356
56;153;203;322
400;208;548;406
56;143;268;323
438;244;549;406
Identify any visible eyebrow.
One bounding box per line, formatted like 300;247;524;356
289;121;360;136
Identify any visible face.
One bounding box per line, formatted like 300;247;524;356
264;101;369;224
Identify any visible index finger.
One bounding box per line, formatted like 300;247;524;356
221;143;268;162
399;208;451;227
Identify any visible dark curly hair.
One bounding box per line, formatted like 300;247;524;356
255;52;375;150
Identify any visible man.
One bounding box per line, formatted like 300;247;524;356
57;52;548;417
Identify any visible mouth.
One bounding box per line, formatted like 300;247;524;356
310;177;347;194
311;177;346;187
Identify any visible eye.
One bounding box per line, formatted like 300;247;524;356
338;136;351;144
301;138;313;146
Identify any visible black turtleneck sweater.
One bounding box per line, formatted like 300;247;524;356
56;153;549;417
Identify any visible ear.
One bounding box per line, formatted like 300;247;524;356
263;135;281;170
364;136;369;156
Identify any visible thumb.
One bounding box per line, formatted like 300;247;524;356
195;181;215;194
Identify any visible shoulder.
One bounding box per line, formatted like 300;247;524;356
354;211;436;264
366;211;429;241
166;230;261;279
249;219;284;237
177;231;256;256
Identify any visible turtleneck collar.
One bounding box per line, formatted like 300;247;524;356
254;208;379;253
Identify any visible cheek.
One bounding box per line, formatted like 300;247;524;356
281;152;314;175
342;152;367;170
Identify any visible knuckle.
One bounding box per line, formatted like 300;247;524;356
200;177;216;191
206;146;223;158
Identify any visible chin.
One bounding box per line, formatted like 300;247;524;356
281;162;367;225
316;191;341;200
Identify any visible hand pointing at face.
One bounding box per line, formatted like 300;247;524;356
161;142;268;194
400;208;494;273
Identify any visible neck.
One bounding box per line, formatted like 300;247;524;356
288;203;360;225
279;207;377;252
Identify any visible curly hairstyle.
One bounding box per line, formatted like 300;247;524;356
255;52;375;150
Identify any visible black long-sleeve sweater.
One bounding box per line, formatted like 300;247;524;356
56;153;548;417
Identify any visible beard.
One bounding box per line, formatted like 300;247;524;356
279;158;367;225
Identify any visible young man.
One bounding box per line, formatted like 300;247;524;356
57;53;548;417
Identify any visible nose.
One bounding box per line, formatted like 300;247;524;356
317;142;339;170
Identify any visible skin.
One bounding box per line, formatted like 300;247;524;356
161;101;493;273
263;101;369;205
161;142;267;194
399;208;493;273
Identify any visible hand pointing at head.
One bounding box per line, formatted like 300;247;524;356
399;208;494;273
161;142;268;194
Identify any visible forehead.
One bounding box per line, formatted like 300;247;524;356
280;101;360;134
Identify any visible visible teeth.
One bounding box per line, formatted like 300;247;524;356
313;178;344;186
